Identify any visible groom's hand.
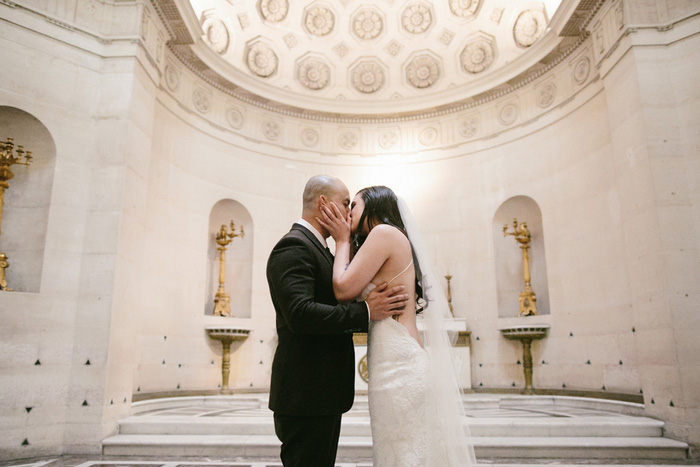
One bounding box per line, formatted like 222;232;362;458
366;282;409;321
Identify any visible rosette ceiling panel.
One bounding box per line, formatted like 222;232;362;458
169;0;584;118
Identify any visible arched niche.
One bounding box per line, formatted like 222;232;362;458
493;196;550;318
0;106;56;293
205;199;253;318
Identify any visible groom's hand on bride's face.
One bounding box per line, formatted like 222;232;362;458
367;282;409;321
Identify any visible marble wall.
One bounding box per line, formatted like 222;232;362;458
0;0;698;460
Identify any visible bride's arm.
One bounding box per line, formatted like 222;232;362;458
318;203;392;302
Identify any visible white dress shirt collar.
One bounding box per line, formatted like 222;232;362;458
296;218;328;248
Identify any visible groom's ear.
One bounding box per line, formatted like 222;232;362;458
318;194;327;209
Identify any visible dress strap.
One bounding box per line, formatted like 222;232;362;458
387;259;414;285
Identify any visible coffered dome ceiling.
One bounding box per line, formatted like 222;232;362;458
162;0;590;119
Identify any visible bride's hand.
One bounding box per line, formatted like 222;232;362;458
317;201;351;243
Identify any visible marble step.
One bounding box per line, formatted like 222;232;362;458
116;415;665;438
101;434;689;460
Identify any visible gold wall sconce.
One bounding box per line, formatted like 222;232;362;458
503;218;537;316
213;220;244;316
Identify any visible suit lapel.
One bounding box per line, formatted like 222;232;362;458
292;224;334;267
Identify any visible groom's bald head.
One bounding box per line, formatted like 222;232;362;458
302;175;346;211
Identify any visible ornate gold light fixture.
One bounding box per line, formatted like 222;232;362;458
503;218;537;316
445;272;454;316
213;220;244;316
0;137;33;291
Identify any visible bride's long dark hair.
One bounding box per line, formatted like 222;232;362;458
352;185;425;311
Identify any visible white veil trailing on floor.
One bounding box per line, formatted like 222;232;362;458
397;197;477;466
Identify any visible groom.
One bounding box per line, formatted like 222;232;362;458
267;175;408;467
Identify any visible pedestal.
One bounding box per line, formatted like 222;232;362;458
499;324;549;395
205;326;250;394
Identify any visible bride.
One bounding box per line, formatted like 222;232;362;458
318;185;476;467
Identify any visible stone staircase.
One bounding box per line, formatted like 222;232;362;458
102;394;689;461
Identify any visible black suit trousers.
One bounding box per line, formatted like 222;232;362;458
273;413;342;467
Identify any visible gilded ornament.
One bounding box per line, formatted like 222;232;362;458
498;102;519;126
263;121;281;140
305;6;334;36
536;82;556;108
213;221;245;317
449;0;479;18
503;219;537;317
260;0;289;22
352;8;383;40
193;88;211;113
247;43;278;77
460;40;494;74
406;55;439;89
573;56;590;84
351;61;385;93
513;9;547;48
358;354;369;383
226;107;245;129
298;59;330;90
402;4;432;34
301;128;319;147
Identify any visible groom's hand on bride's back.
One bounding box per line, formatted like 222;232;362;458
366;282;409;321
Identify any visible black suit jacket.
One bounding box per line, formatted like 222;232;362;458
267;223;369;416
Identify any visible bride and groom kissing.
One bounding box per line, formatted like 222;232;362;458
267;175;475;467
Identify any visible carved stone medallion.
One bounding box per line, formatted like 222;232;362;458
406;55;439;88
458;114;480;137
339;132;358;149
298;58;330;90
573;56;590;84
460;40;494;74
513;9;547;48
247;43;278;77
498;102;519;126
260;0;289;22
203;17;230;55
301;128;319;147
419;127;438;146
352;8;383;40
165;65;180;92
402;4;432;34
536;82;556;108
449;0;479;18
226;107;245;129
379;132;398;149
263;121;281;140
193;88;211;113
351;61;385;93
305;6;335;36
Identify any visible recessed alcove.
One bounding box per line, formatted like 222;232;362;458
0;106;56;293
205;199;253;318
493;196;550;318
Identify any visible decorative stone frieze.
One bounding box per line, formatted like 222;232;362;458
498;102;519;126
351;60;385;93
305;6;335;36
460;38;495;74
513;9;547;48
402;4;432;34
226;107;245;129
449;0;480;19
259;0;289;22
419;127;438;146
379;131;399;149
246;42;278;77
298;58;331;90
352;8;383;40
339;131;359;149
193;87;211;113
406;54;440;89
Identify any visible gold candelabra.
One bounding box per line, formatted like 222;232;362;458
445;272;454;316
0;138;33;291
503;218;537;316
213;220;244;317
